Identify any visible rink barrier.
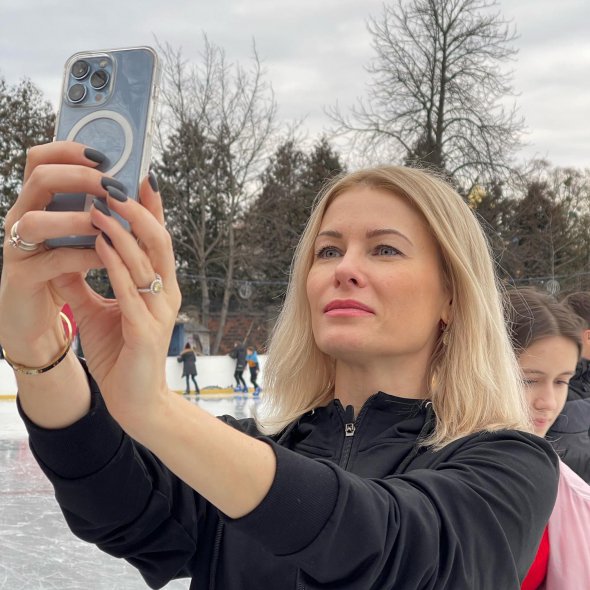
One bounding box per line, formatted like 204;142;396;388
0;354;265;400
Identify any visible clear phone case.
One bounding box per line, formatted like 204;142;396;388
46;46;161;248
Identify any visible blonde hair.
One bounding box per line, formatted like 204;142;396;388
258;165;531;447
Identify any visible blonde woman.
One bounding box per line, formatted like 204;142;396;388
1;141;557;589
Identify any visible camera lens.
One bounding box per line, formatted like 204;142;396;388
68;83;87;103
90;69;109;90
71;60;90;80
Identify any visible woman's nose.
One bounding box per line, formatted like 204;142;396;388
333;251;365;287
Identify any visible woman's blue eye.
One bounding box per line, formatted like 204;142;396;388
376;245;400;256
317;246;341;258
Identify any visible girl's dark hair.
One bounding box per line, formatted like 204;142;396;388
562;291;590;329
506;287;584;356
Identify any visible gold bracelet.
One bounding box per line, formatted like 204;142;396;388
2;311;74;375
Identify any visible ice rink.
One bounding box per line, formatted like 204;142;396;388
0;395;258;589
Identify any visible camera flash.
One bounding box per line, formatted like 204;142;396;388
99;59;109;68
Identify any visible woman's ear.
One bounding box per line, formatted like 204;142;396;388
441;297;453;327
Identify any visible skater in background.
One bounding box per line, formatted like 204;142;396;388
229;341;248;392
177;341;199;396
246;346;260;395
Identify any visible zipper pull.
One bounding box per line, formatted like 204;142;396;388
344;404;355;437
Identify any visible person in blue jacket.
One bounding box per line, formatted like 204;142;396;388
0;141;558;589
246;346;260;394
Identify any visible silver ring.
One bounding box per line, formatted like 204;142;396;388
8;221;40;252
137;273;163;295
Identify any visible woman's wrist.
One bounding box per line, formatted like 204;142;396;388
2;318;70;369
16;350;92;430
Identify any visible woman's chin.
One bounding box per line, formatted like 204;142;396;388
318;339;373;362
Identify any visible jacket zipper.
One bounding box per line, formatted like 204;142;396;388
336;394;377;470
209;521;224;590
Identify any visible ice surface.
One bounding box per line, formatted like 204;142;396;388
0;395;257;589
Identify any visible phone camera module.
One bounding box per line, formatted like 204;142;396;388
68;83;87;103
71;60;90;80
90;69;109;90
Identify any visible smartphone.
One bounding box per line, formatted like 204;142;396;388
45;46;161;248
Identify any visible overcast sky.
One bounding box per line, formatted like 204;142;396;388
1;0;588;169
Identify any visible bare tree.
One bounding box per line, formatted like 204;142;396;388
156;37;277;354
329;0;524;187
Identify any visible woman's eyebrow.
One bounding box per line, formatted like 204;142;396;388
316;228;413;246
366;228;413;246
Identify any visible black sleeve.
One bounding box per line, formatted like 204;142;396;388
548;398;590;483
17;360;225;589
224;432;559;589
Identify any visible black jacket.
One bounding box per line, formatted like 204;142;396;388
566;357;590;401
177;348;197;377
546;358;590;483
547;398;590;483
19;367;558;590
229;344;247;369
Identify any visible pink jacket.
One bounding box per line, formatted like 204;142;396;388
543;460;590;589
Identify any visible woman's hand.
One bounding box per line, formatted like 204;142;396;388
0;140;181;438
0;142;103;366
61;162;182;437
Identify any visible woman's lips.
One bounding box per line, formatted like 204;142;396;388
324;300;375;316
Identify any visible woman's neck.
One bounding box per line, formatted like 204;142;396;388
333;357;429;415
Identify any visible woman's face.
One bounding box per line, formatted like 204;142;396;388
518;335;578;437
306;186;451;367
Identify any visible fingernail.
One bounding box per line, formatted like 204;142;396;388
101;232;114;248
90;222;100;231
107;186;128;202
101;176;127;194
148;170;159;193
93;198;111;217
84;148;106;165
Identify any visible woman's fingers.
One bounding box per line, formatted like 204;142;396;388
23;141;106;184
92;232;157;330
138;170;165;226
5;211;98;247
9;163;110;222
4;247;103;288
90;191;177;287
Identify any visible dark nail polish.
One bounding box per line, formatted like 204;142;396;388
107;186;128;202
148;170;159;193
93;198;111;217
101;232;114;248
101;176;127;194
84;148;106;165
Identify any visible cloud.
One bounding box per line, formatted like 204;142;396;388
0;0;588;168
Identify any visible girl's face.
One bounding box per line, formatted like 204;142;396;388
518;335;578;437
